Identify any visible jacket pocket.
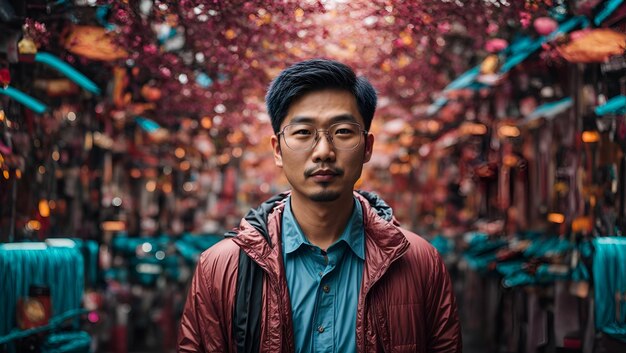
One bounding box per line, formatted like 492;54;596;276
388;303;421;350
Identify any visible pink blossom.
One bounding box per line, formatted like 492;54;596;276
485;38;508;53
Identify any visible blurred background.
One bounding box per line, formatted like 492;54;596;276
1;0;626;352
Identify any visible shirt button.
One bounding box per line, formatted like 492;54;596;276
317;325;325;333
318;271;323;277
323;285;330;293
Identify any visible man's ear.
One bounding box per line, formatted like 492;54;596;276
271;135;283;168
363;133;374;163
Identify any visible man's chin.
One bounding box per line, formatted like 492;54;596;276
308;190;341;202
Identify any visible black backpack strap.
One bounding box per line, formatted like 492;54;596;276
233;248;263;353
229;192;289;352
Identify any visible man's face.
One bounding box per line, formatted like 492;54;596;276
270;89;374;202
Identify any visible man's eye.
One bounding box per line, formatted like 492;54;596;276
335;128;355;135
293;129;313;136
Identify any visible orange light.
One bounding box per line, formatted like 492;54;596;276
130;168;141;178
462;123;487;135
498;125;520;138
503;155;518;167
227;131;244;144
15;170;21;179
162;182;173;194
225;29;237;40
27;220;41;231
39;199;50;217
547;213;565;224
175;147;186;158
180;161;191;171
582;131;599;143
201;116;212;129
2;170;8;179
146;180;157;192
427;120;441;134
572;216;592;233
101;221;126;232
218;154;231;165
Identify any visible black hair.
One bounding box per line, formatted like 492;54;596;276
265;59;377;133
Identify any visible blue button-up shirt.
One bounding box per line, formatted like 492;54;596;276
282;196;364;353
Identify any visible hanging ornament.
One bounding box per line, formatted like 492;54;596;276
63;26;127;61
0;68;10;88
18;35;37;63
480;54;500;75
557;29;626;63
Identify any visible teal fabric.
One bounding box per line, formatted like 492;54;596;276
462;234;507;273
41;331;91;353
593;237;626;342
282;196;364;353
430;234;453;256
0;308;87;345
0;244;84;338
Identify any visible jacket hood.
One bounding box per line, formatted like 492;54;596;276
224;190;395;244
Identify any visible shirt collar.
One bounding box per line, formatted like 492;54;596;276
282;196;364;259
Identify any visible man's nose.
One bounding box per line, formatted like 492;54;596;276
311;132;335;161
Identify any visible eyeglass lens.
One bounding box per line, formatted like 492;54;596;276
282;123;364;151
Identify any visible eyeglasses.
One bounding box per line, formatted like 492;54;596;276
277;122;368;151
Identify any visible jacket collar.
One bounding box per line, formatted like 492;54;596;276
229;190;408;274
282;195;365;259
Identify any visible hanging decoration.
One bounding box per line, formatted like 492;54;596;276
63;26;128;62
556;28;626;63
17;35;37;63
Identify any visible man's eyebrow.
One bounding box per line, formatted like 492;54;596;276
289;114;358;124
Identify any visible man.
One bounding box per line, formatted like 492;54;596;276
179;59;461;353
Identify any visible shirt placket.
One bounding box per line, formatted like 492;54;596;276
312;248;339;353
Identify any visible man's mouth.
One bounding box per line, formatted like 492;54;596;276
311;169;339;176
305;167;343;181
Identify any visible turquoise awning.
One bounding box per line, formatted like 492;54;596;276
500;16;589;74
594;0;625;26
426;97;449;116
35;52;101;95
443;66;480;92
135;116;161;133
525;97;573;121
595;95;626;116
0;86;48;113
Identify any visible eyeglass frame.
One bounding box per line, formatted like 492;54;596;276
276;122;369;151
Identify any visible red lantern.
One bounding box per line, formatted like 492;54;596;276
0;68;10;87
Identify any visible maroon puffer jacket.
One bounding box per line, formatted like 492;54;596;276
179;191;461;352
